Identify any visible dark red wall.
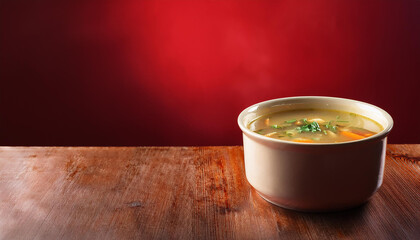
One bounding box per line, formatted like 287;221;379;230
1;0;419;145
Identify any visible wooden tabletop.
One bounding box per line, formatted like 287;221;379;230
0;145;419;239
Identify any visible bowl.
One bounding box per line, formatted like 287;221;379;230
237;96;393;212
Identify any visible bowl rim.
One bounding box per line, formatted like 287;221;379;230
237;96;394;146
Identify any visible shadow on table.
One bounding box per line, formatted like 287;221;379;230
249;188;372;238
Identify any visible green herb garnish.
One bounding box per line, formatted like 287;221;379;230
285;119;297;123
271;124;291;129
285;131;294;138
254;129;264;134
326;120;331;128
325;121;337;133
296;121;321;133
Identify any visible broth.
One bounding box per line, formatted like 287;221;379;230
248;109;383;143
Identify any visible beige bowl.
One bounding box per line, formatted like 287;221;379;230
237;96;393;212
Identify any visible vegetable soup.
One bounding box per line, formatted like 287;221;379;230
248;109;383;143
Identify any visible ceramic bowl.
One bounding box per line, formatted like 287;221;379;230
237;96;393;212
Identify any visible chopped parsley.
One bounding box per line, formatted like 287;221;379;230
254;129;264;134
285;119;297;123
325;121;337;133
296;120;321;133
271;124;291;129
284;131;294;138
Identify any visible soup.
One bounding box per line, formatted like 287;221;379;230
248;109;383;143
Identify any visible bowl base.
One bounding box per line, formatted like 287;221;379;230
256;190;368;213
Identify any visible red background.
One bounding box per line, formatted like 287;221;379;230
1;0;419;146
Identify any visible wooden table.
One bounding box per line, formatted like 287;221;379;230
0;145;419;239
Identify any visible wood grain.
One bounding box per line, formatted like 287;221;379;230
0;145;419;239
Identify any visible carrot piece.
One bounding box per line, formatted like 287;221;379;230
292;138;314;143
340;131;366;140
348;127;375;137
